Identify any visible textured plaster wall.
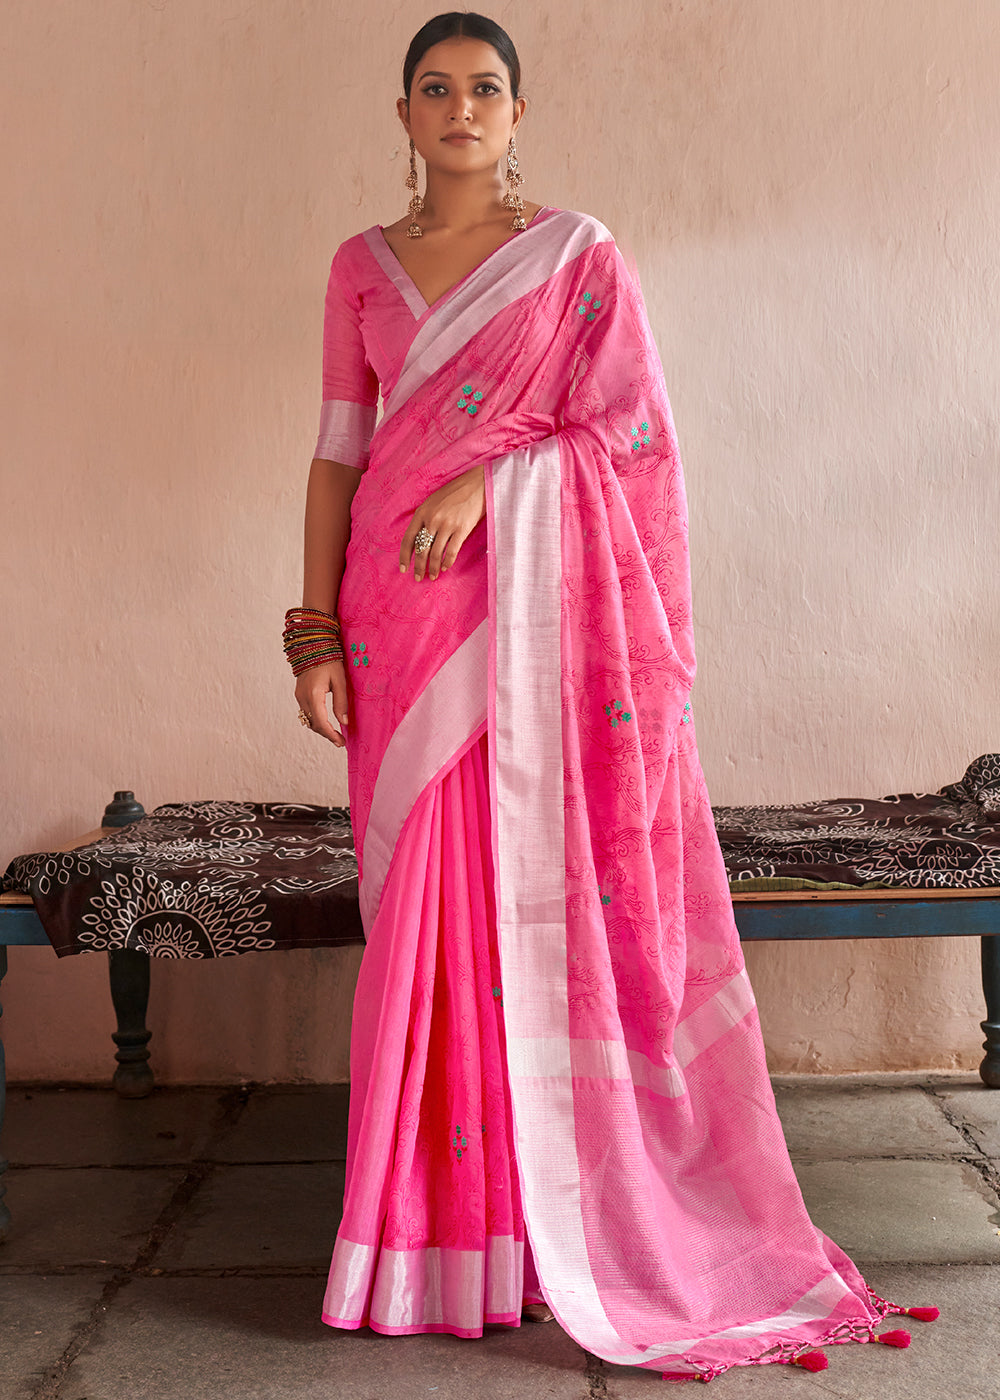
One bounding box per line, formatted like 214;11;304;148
2;1;996;1082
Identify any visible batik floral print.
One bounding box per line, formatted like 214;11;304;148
76;868;273;957
1;802;363;957
5;849;113;896
716;753;1000;889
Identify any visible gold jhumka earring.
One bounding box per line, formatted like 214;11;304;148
502;137;526;231
405;138;424;239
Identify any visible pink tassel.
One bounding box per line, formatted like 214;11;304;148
901;1306;939;1322
790;1351;829;1372
875;1329;911;1348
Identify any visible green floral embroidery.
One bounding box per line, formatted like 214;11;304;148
491;985;503;1007
630;422;651;451
576;290;603;322
452;1124;469;1161
456;382;485;416
349;641;371;669
599;886;612;907
682;700;692;725
604;699;632;729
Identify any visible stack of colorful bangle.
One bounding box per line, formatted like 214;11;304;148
282;606;344;675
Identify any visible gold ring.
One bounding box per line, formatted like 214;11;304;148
414;526;436;553
298;708;311;728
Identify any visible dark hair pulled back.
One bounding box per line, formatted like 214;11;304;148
402;12;521;101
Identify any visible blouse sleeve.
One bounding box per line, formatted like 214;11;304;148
314;244;379;470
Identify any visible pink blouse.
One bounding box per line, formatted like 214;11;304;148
314;212;557;469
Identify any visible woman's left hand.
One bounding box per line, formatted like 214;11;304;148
400;465;486;582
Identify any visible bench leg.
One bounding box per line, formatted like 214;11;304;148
980;934;1000;1088
0;947;9;1241
108;948;154;1098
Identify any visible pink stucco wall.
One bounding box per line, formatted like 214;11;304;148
3;2;997;1082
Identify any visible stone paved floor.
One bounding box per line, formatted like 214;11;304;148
1;1075;999;1399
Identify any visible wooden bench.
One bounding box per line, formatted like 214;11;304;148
3;793;999;1244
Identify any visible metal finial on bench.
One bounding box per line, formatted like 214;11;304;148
103;792;145;827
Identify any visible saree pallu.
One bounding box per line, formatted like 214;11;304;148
322;210;896;1379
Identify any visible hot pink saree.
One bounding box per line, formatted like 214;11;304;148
316;209;903;1380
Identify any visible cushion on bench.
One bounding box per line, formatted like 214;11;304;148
715;754;1000;892
1;802;362;958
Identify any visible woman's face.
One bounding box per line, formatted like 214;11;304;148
399;36;524;176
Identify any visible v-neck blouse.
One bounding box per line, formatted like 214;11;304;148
314;208;557;470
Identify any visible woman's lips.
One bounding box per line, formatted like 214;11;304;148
443;134;479;143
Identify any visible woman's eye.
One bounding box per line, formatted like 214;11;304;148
419;82;500;97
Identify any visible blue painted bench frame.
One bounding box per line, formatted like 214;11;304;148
734;888;1000;1091
3;795;999;1243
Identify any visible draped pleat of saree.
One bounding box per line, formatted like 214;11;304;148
320;209;899;1379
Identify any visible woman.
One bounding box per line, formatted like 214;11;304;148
286;12;927;1382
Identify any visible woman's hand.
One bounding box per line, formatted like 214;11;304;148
295;660;350;747
400;465;486;582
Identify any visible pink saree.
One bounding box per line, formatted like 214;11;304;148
316;209;906;1380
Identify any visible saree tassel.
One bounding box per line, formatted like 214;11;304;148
874;1329;911;1348
900;1306;939;1322
784;1350;829;1372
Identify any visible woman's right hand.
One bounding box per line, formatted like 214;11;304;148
294;660;350;748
